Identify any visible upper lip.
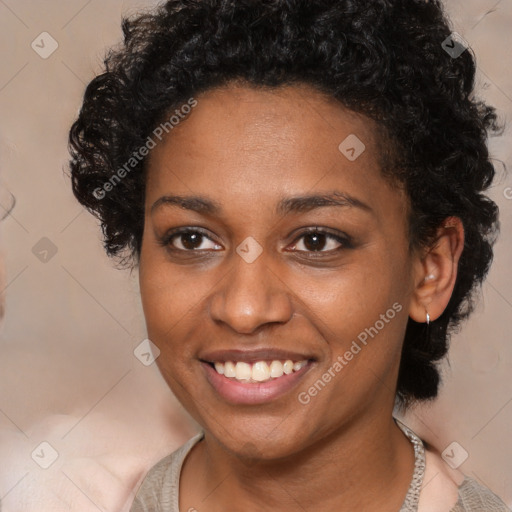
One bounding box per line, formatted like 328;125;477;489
200;348;315;364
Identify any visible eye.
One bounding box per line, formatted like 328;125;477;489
289;228;350;253
164;229;222;251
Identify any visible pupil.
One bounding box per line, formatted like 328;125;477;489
304;233;326;251
182;232;202;250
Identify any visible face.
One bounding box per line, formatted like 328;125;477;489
139;84;418;459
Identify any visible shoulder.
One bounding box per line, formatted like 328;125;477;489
451;476;511;512
417;443;509;512
130;433;204;512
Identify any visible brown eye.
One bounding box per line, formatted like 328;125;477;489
302;232;330;251
290;229;350;253
177;232;203;250
165;229;222;251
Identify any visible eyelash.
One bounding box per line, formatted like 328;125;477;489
159;227;352;255
289;227;353;253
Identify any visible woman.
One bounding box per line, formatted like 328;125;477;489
68;0;510;510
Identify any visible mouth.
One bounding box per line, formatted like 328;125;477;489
209;359;308;383
200;350;315;405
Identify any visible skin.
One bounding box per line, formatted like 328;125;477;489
139;83;464;512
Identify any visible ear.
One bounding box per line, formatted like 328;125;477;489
409;216;465;323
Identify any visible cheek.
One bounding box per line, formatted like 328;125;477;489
300;267;400;334
138;250;218;358
295;271;409;417
295;250;411;371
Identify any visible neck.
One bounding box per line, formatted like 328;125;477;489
181;413;416;512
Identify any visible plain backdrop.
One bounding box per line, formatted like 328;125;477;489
0;0;511;510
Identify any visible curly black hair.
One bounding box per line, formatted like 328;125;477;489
68;0;502;408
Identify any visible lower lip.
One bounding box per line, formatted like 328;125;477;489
202;362;313;405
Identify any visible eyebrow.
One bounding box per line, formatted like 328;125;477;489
151;195;222;215
150;191;372;216
276;192;372;216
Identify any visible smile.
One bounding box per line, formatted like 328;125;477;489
202;357;313;405
213;359;308;383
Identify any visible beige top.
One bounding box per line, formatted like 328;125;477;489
130;430;510;512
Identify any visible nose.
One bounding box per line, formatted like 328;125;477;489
209;252;294;335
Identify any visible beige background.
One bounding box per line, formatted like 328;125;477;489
0;0;511;510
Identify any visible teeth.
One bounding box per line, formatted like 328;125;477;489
212;359;308;383
293;361;307;371
252;361;270;382
269;360;284;378
283;360;294;374
235;361;252;381
224;361;236;378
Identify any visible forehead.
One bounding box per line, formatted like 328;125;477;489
158;84;377;147
144;83;399;216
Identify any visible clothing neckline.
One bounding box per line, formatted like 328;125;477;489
394;417;426;511
175;418;426;512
